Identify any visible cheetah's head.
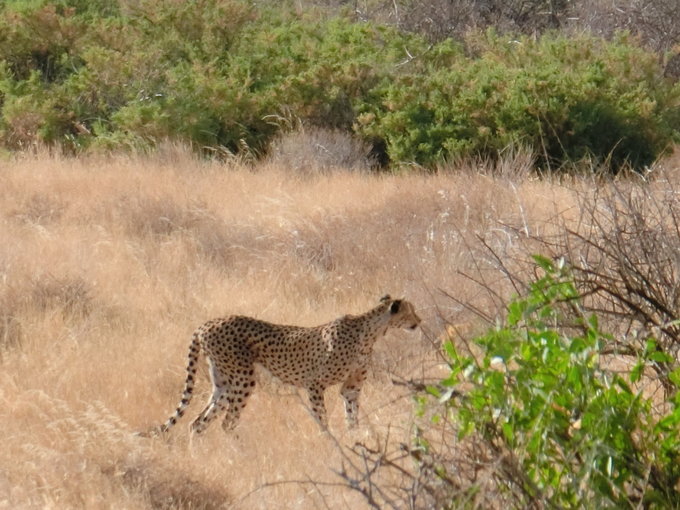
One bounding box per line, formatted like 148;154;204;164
380;295;421;330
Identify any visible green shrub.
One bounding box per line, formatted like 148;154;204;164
221;16;429;149
357;31;680;171
0;1;423;154
0;2;678;170
426;256;680;507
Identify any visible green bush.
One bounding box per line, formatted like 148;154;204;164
426;256;680;507
357;31;680;171
0;1;678;170
0;0;426;154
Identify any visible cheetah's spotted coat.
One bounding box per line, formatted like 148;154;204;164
150;295;420;435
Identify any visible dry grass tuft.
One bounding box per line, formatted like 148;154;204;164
1;149;677;508
265;127;377;175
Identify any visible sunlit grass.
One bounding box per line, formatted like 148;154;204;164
4;148;675;508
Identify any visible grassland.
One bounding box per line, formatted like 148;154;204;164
1;148;678;508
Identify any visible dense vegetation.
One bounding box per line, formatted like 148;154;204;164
430;258;680;508
0;0;679;171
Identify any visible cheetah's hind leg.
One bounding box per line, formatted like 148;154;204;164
221;371;256;433
190;359;257;434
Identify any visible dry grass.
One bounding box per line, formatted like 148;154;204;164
1;148;676;508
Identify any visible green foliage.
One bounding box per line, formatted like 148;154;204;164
357;31;680;171
0;1;678;170
0;0;425;154
431;256;680;507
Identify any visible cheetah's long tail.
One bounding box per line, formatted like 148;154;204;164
141;331;201;437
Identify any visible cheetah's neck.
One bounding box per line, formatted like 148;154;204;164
350;303;392;346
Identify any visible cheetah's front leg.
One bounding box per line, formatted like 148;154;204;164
306;383;329;430
341;368;367;428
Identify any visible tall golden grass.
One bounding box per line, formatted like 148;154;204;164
1;147;676;508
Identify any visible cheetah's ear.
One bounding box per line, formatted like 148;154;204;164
380;294;392;303
389;300;402;314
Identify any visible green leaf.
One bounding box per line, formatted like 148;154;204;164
425;385;441;398
502;421;515;444
669;368;680;387
630;361;644;383
507;299;527;326
442;339;457;360
648;350;673;363
614;375;633;394
532;254;555;273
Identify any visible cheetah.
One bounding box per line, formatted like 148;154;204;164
148;295;421;435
